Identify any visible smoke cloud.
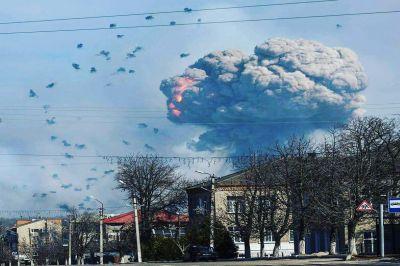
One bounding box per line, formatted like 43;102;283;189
160;38;367;154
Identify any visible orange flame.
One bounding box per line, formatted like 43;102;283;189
172;109;181;117
172;77;195;104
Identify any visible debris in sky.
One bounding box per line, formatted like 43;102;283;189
61;184;72;189
83;196;91;202
52;173;59;179
116;34;124;38
40;165;45;169
126;46;142;59
122;140;130;145
46;82;55;88
49;191;57;194
86;184;91;190
77;43;83;49
128;69;135;74
50;135;57;141
58;203;71;211
153;128;159;134
336;24;343;29
46;117;56;125
32;193;38;198
117;67;126;73
62;140;71;147
72;63;80;70
64;153;74;159
197;18;202;23
144;144;155;151
170;21;176;26
75;143;86;149
180;53;190;58
90;167;97;171
29;89;38;98
43;104;50;113
40;193;47;198
145;15;154;20
86;177;98;182
160;37;368;154
98;50;111;60
105;83;112;87
138;123;148;128
184;7;192;12
90;67;97;73
104;170;114;175
74;188;82;192
109;23;117;28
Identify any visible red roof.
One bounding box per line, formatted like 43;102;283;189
103;210;188;225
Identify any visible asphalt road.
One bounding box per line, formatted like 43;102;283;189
126;257;400;266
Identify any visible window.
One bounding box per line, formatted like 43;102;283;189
228;226;242;243
289;230;294;242
227;196;244;213
265;231;275;242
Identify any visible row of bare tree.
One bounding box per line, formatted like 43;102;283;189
223;116;400;258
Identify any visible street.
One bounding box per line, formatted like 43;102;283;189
129;257;400;266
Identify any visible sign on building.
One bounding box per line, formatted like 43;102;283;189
388;198;400;213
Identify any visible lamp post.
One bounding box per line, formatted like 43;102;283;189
91;196;104;265
118;180;142;262
195;170;216;248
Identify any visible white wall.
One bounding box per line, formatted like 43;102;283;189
235;241;294;258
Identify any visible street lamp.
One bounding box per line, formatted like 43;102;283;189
90;196;104;265
118;180;142;263
195;170;216;248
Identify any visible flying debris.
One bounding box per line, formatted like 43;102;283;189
74;188;82;192
58;203;71;211
104;170;114;175
40;193;47;198
64;153;74;159
62;140;71;147
153;128;159;134
29;89;38;98
50;135;57;141
43;104;50;113
98;50;111;60
83;196;91;202
32;193;38;198
105;83;112;87
77;43;83;49
86;177;98;181
46;117;56;125
40;165;45;169
122;140;130;145
160;37;368;154
116;34;124;38
109;23;117;28
90;67;97;73
138;123;148;128
75;143;86;149
46;82;55;88
144;144;155;151
197;18;202;23
86;184;91;190
180;53;190;58
61;184;72;189
184;7;192;12
49;191;57;194
145;15;154;20
170;21;176;26
90;167;97;171
126;46;142;59
117;67;126;73
72;63;80;70
128;69;135;74
336;24;343;29
52;173;59;179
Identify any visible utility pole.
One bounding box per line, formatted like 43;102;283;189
68;218;72;265
99;205;104;265
210;175;216;248
379;204;385;257
133;197;142;263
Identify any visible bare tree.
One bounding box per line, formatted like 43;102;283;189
116;155;187;242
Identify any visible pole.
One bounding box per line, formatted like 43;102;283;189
379;204;385;257
210;175;216;248
68;218;72;265
133;197;142;263
99;203;104;265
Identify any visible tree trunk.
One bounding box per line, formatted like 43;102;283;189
244;237;251;258
347;221;357;255
273;238;281;257
297;220;306;255
329;226;337;255
259;230;265;257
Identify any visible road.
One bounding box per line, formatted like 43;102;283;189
128;257;400;265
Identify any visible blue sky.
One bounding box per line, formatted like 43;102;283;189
0;0;399;213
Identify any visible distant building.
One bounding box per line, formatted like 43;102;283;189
187;171;295;258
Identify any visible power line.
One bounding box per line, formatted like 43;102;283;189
0;0;338;25
0;10;399;36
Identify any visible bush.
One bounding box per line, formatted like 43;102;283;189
214;221;238;259
142;236;182;261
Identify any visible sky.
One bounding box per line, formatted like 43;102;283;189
0;0;399;215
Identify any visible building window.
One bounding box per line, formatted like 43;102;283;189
227;196;244;213
228;226;242;243
289;230;294;242
265;231;275;242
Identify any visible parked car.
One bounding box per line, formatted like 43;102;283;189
184;245;217;261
